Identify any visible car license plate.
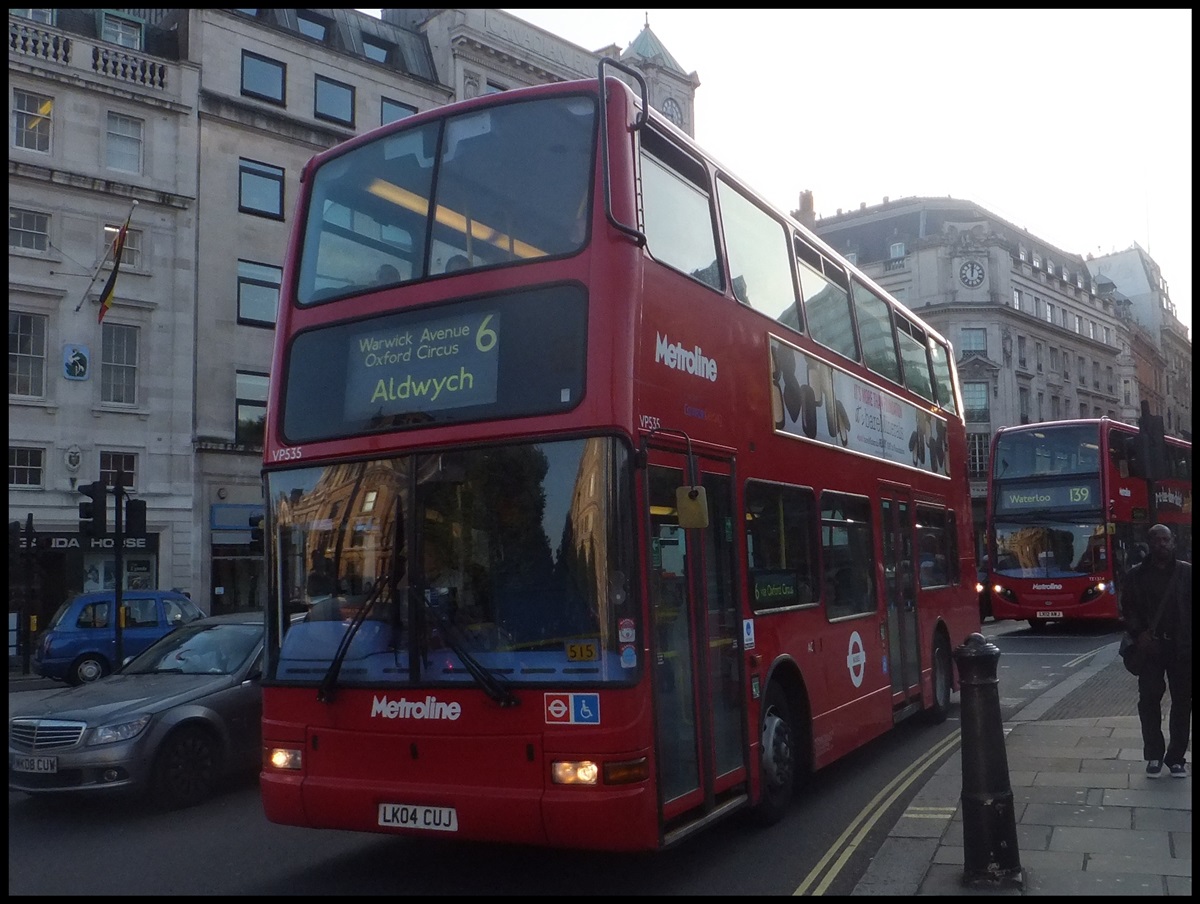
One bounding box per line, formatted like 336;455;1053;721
13;755;58;774
378;802;458;832
1036;610;1063;619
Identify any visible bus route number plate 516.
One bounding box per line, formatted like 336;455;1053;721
378;802;458;832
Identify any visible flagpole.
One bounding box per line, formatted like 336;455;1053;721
74;198;138;313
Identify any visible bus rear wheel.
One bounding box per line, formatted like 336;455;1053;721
925;636;952;724
753;682;796;825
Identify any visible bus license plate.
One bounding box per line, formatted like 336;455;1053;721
378;802;458;832
13;755;58;774
1036;610;1063;619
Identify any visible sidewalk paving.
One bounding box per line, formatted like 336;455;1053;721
853;639;1191;896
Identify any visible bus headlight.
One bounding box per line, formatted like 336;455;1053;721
551;757;650;785
552;760;599;784
266;747;303;770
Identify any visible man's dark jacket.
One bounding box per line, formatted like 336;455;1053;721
1120;556;1192;660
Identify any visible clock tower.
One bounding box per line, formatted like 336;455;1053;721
619;16;700;137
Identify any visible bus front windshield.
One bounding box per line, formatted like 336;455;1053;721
265;438;635;689
992;521;1109;579
296;94;596;304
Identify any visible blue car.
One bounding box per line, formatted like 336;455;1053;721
34;590;205;685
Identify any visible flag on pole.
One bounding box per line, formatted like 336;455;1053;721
97;212;132;323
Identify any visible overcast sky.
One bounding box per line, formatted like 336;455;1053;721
363;9;1192;334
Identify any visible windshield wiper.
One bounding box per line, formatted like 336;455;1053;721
425;606;518;708
317;574;389;703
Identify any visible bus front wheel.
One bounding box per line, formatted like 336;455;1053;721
753;682;796;825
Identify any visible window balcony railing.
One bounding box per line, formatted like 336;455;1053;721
965;407;991;423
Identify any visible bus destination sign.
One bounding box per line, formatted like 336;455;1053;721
995;478;1101;514
346;311;500;420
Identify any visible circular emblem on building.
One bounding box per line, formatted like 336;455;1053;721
959;260;986;288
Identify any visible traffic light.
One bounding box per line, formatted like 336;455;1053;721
78;481;108;537
125;498;147;535
249;513;265;555
8;520;19;556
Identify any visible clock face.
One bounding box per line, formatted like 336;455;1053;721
662;97;683;127
960;260;985;288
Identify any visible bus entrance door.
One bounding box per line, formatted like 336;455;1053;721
645;457;748;830
881;488;922;712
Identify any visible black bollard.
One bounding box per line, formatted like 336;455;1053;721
954;632;1023;889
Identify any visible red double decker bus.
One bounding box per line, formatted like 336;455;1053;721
258;60;979;851
984;418;1192;628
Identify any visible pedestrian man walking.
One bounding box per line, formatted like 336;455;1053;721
1120;523;1192;778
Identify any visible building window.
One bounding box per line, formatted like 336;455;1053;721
967;433;989;479
1103;325;1112;345
1034;296;1043;319
1045;301;1054;323
381;97;416;125
1018;245;1027;262
314;75;355;126
101;323;138;404
1049;346;1059;372
889;241;905;259
362;36;394;64
1035;341;1043;373
237;260;281;327
296;10;330;42
241;51;286;105
100;451;136;489
100;11;143;50
1051;395;1061;420
1019;387;1030;423
236;371;269;446
103;223;142;269
239;159;284;219
1078;402;1087;419
485;81;508;95
1106;366;1114;395
9;207;49;252
12;88;53;152
1017;335;1027;369
1032;253;1041;270
9;446;45;488
1074;314;1082;333
12;9;55;24
1011;288;1021;311
1092;360;1100;389
960;327;986;355
105;112;144;173
9;311;47;397
1037;391;1044;421
963;381;989;423
1046;259;1054;277
1077;356;1085;385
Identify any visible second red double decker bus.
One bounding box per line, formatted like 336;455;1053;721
984;418;1192;628
258;60;980;851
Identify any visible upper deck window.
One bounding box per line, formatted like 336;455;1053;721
796;237;856;361
640;130;722;291
716;177;796;325
297;94;596;305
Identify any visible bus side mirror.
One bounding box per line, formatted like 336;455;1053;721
676;485;709;530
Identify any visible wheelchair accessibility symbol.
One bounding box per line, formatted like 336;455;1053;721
544;692;601;725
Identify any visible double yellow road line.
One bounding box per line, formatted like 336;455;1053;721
792;729;961;896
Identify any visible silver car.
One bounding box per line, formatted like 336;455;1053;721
9;612;264;809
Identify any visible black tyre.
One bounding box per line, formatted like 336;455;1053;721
753;682;797;825
925;635;952;724
69;654;109;686
1027;617;1048;631
152;726;220;809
